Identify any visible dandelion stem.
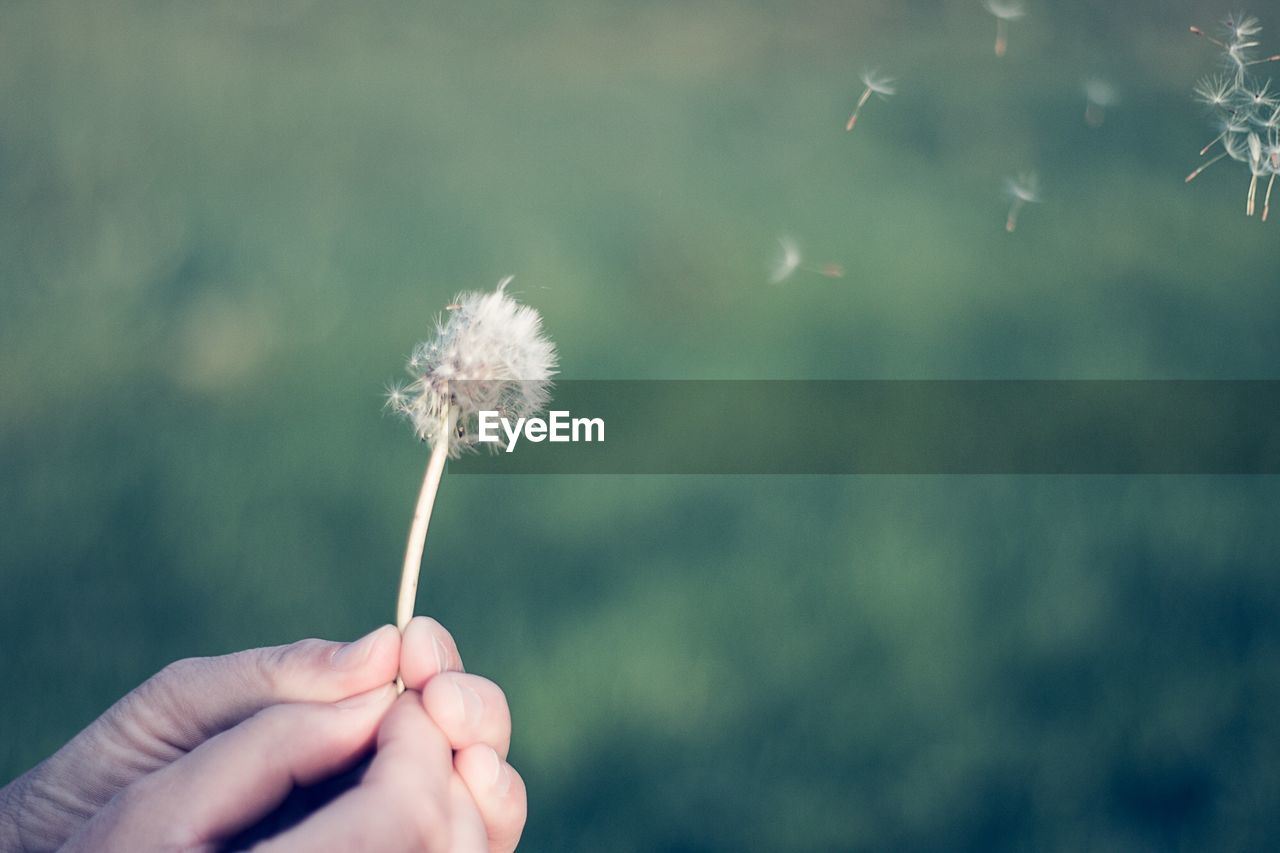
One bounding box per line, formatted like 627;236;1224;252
1246;55;1280;66
995;18;1008;57
1185;151;1228;182
1265;174;1276;221
846;87;873;131
394;408;453;692
1247;174;1259;216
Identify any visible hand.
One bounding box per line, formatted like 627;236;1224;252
0;624;402;851
1;618;527;851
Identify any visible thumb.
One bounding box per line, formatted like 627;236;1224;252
100;624;401;763
11;625;400;850
62;684;398;852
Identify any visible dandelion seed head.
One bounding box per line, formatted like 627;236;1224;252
983;0;1026;21
1084;78;1119;107
1224;130;1252;162
1189;13;1280;213
770;236;802;285
1225;13;1263;41
389;277;557;456
1243;80;1278;110
1005;172;1041;204
1195;75;1235;108
1248;131;1266;170
861;70;897;97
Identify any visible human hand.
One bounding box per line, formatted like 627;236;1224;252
0;618;527;851
0;624;402;852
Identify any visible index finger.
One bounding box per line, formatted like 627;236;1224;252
399;616;465;691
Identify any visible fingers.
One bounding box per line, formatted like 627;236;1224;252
62;685;397;852
13;625;402;850
422;672;512;758
259;692;487;852
454;744;528;853
106;624;401;765
399;616;464;690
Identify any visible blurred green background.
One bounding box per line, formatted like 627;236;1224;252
3;0;1280;849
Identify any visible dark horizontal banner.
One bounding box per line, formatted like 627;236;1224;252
446;381;1280;474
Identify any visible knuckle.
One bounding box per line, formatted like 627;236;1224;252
117;658;212;748
251;638;330;696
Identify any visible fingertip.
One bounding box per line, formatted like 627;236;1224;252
400;616;463;690
366;624;403;682
454;744;527;853
330;624;400;677
422;672;511;758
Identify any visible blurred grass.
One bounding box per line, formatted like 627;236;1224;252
3;0;1280;849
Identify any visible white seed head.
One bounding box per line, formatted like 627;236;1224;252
1224;130;1251;162
1084;78;1119;107
1195;75;1234;108
1005;172;1041;204
769;236;802;285
388;277;557;456
983;0;1026;22
1248;132;1266;173
861;70;897;97
1225;13;1263;41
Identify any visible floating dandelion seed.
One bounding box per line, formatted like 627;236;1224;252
1004;173;1041;233
769;237;844;284
770;237;801;284
846;70;896;132
386;277;556;687
983;0;1026;58
1084;78;1119;127
1188;14;1280;220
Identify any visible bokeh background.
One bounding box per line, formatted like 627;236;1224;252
3;0;1280;849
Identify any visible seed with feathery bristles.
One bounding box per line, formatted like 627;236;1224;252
1084;78;1119;127
845;70;896;132
983;0;1026;58
1194;75;1235;108
1004;172;1041;233
768;236;844;284
1188;14;1280;221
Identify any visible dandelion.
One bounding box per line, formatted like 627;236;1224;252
1084;78;1120;127
769;236;845;284
1188;14;1280;220
1004;172;1040;233
386;277;556;686
984;0;1026;58
846;70;896;132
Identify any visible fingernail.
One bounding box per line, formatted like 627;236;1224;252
486;745;511;796
431;634;449;674
332;625;391;670
451;678;485;724
336;683;394;709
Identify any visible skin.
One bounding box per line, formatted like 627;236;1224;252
0;617;526;852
